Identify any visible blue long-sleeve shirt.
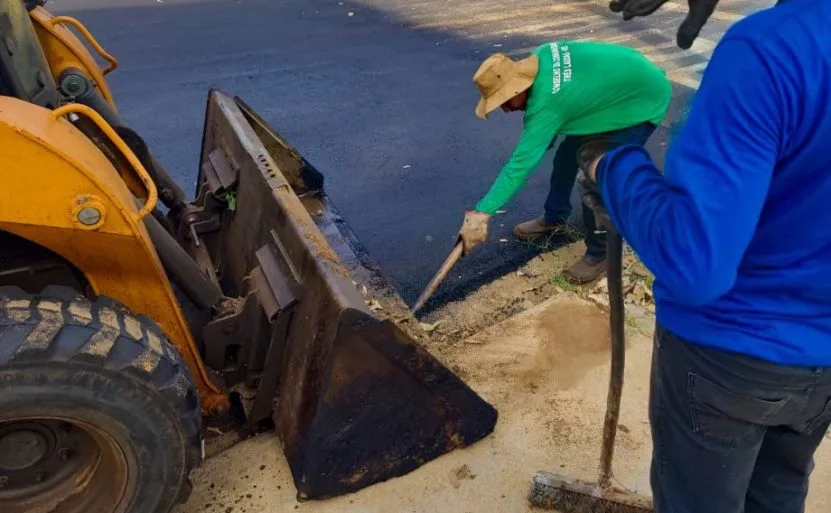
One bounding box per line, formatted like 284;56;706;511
597;0;831;366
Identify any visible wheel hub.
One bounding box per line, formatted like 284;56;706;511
0;429;48;471
0;420;87;498
0;415;133;513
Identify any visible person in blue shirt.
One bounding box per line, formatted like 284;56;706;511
582;0;831;511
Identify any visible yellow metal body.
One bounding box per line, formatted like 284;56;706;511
30;7;156;230
0;98;227;414
29;6;118;107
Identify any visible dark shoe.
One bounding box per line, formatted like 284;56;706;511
513;216;567;242
564;255;607;284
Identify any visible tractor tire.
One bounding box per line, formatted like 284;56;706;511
0;286;202;513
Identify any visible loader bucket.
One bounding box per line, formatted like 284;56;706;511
196;89;497;500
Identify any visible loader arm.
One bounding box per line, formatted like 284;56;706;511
29;3;188;214
0;0;229;415
0;96;229;415
29;5;117;106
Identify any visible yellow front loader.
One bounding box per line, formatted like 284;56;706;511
0;1;497;511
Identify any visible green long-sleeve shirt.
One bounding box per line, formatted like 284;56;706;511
474;41;672;214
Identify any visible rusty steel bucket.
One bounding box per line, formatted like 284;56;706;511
192;90;498;500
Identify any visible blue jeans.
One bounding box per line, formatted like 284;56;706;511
650;326;831;513
544;121;657;260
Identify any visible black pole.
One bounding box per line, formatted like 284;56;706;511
598;228;625;488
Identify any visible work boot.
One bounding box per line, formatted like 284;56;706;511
564;254;607;285
513;216;568;242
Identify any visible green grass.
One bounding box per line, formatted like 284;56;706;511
551;273;577;292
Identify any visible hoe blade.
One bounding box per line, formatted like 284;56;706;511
197;89;498;500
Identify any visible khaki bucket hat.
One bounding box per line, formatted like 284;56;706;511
473;53;539;120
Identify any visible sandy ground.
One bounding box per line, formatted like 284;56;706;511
175;288;831;513
418;239;586;344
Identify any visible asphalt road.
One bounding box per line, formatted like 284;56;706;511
50;0;765;306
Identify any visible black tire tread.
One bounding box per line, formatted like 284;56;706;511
0;285;202;503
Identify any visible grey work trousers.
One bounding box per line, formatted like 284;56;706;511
650;326;831;513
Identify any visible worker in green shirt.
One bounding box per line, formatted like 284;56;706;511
458;41;672;283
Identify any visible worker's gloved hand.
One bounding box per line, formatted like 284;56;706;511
577;141;614;232
457;210;491;254
577;139;608;178
609;0;670;18
608;0;721;49
578;172;613;232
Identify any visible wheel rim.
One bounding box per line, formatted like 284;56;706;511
0;418;134;513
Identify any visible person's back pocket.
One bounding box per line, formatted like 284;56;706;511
688;373;789;448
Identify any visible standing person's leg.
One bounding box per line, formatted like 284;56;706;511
745;382;831;513
649;326;827;513
565;121;658;283
649;326;760;513
514;135;583;241
543;135;584;225
580;200;607;262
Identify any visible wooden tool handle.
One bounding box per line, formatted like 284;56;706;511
599;230;625;488
411;242;464;314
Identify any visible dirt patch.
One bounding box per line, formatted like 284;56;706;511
449;464;476;489
529;301;611;387
215;297;244;318
443;293;612;392
420;241;587;347
542;396;643;455
543;397;597;453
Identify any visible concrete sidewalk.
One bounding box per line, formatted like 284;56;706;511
176;293;831;513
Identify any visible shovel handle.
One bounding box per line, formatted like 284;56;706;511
599;229;625;488
411;242;464;314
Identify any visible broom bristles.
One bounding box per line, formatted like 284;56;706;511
528;472;653;513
